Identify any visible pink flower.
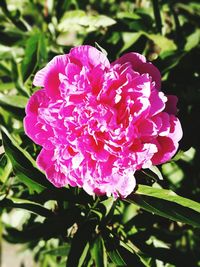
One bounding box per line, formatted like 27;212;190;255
24;45;182;198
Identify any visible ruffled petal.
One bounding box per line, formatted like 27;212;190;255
113;52;161;90
33;55;69;98
70;45;110;69
151;136;177;165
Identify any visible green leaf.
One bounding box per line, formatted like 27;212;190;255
91;236;107;267
108;249;126;266
120;32;143;53
11;57;30;97
4;208;79;243
0;44;24;59
78;242;90;267
66;220;97;267
162;162;184;185
42;245;70;256
0;154;12;183
1;126;53;193
152;0;162;33
0;0;28;31
122;203;139;224
159;51;185;74
148;165;163;180
119;240;152;267
104;231;147;266
21;32;47;82
126;185;200;227
144;33;177;54
0;196;54;217
99;197;115;217
184;29;200;52
58;10;116;32
103;231;130;266
0;94;28;108
116;12;141;20
0;82;15;92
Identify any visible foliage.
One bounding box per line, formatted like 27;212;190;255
0;0;200;266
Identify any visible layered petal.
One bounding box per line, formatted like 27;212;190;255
113;52;161;90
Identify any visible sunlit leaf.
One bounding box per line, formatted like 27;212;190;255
0;82;15;92
148;165;163;180
58;10;116;32
185;29;200;52
144;33;177;53
120;32;143;53
0;94;28;108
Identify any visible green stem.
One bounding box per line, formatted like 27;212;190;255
152;0;162;34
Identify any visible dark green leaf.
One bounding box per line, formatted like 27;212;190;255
4;208;79;243
11;57;30;97
1;126;53;193
99;197;115;217
108;249;126;266
152;0;162;33
0;154;12;183
21;33;47;82
66;220;97;267
126;185;200;227
0;197;54;217
104;231;146;266
42;245;70;256
91;236;107;267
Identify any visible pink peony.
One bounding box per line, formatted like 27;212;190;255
24;45;182;198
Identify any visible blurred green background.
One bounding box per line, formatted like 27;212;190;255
0;0;200;266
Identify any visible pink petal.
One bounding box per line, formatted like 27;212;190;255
149;91;167;116
113;52;161;90
113;52;146;67
137;119;157;137
65;63;81;80
70;45;110;68
37;148;69;187
137;62;161;90
169;115;183;142
37;148;54;171
46;166;68;188
24;114;53;148
151;136;178;165
33;55;69;98
25;89;47;114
